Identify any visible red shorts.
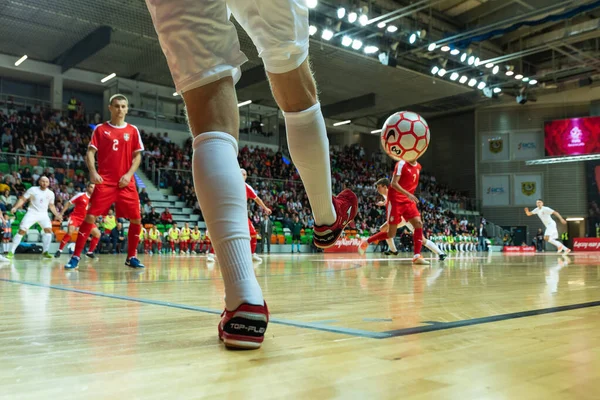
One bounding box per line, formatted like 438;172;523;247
248;218;257;237
68;216;84;228
386;201;420;225
88;183;141;220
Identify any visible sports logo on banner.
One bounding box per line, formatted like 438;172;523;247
511;131;543;160
482;175;510;206
513;174;543;206
489;138;503;153
521;181;536;196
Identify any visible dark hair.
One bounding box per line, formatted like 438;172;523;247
375;178;390;187
537;198;543;202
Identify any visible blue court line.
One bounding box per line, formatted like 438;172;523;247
54;264;364;286
0;278;386;339
383;300;600;337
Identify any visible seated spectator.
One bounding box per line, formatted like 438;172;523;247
143;207;160;226
21;168;33;184
161;208;173;224
143;200;153;214
139;188;150;205
0;190;11;209
109;222;127;254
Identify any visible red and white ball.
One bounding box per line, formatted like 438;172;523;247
380;111;430;162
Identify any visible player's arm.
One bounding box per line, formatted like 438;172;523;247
86;147;103;184
119;151;142;189
10;191;30;214
390;175;418;204
49;203;63;221
523;207;534;216
253;197;272;215
552;210;567;224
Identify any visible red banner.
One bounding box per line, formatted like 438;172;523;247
503;245;536;253
324;237;362;253
573;238;600;251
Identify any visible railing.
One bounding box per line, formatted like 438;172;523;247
0;152;87;181
0;93;53;111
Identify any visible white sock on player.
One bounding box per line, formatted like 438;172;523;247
284;103;336;226
42;233;52;253
424;239;443;255
386;238;397;252
192;132;263;311
11;233;23;254
549;239;564;251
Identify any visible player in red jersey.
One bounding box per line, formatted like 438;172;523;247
65;94;145;270
145;0;358;349
241;169;271;263
359;160;430;265
55;183;102;259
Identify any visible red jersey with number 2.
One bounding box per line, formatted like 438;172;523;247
89;122;144;186
388;160;421;204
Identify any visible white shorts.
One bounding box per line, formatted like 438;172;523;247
544;223;558;240
20;211;52;231
145;0;310;93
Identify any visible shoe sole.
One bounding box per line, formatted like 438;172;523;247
220;334;263;350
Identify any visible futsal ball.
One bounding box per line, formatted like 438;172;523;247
380;111;430;162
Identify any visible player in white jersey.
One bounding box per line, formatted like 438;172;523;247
375;178;446;260
525;199;571;254
7;176;62;259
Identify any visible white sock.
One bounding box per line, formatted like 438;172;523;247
11;233;23;253
42;233;52;253
549;239;563;250
3;243;7;252
386;238;397;252
284;103;336;226
424;239;443;255
192;132;263;310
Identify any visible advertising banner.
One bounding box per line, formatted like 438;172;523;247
323;237;363;253
482;175;510;206
573;238;600;252
481;133;510;162
513;174;543;206
545;116;600;156
503;246;536;253
511;132;543;160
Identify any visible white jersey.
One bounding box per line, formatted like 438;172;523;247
23;187;55;214
531;206;556;228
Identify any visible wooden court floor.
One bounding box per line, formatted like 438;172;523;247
2;251;600;399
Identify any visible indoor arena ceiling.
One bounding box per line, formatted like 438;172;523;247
1;0;600;126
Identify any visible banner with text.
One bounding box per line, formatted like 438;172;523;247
481;133;510;162
503;246;536;253
513;174;543;206
482;175;510;206
510;131;543;160
323;237;363;253
573;238;600;251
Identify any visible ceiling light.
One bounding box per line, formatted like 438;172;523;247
515;74;523;80
237;100;252;107
371;129;382;134
477;81;486;89
359;14;369;26
364;45;379;54
431;66;439;75
333;120;351;126
428;43;436;51
306;0;318;9
342;36;352;46
409;33;417;44
485;63;494;68
493;87;502;93
14;55;27;66
450;49;460;55
441;45;451;52
450;72;459;81
459;76;468;84
309;25;317;36
522;77;530;82
460;53;467;62
529;79;538;85
468;55;475;65
566;217;584;221
468;78;477;87
172;92;179;97
492;65;499;74
321;29;333;40
474;57;481;66
101;73;116;83
348;12;358;23
351;39;363;50
377;21;386;28
337;7;345;19
437;68;447;77
387;25;398;33
505;70;514;76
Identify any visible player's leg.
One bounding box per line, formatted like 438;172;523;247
9;212;36;257
57;224;75;256
227;1;356;248
85;226;101;258
40;218;54;257
404;221;444;259
407;212;429;265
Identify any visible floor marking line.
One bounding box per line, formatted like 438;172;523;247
0;278;386;339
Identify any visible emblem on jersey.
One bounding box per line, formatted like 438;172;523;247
521;182;536;196
124;134;130;141
489;138;503;153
